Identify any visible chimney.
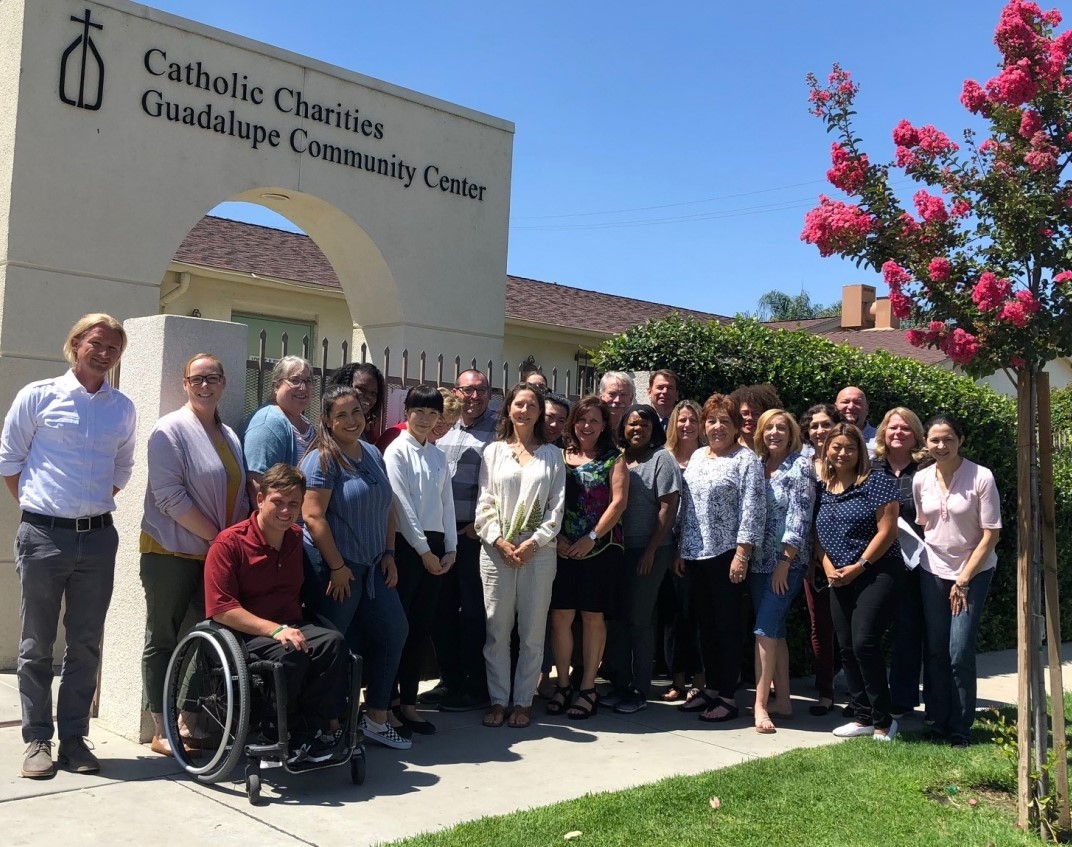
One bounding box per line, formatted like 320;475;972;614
841;284;876;330
871;297;900;330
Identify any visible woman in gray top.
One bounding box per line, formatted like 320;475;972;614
141;353;248;756
603;405;680;715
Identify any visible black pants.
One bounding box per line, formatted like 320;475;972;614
429;528;488;696
830;559;903;730
243;623;347;733
395;531;446;704
686;550;743;701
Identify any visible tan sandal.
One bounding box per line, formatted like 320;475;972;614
508;706;532;729
482;705;506;728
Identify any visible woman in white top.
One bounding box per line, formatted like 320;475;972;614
913;414;1001;748
384;385;457;735
475;383;566;729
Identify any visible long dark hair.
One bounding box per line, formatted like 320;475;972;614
331;362;385;424
563;395;615;455
496;383;547;443
308;385;363;475
617;404;665;449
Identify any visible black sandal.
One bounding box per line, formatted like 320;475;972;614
546;685;572;716
678;688;719;713
698;700;740;723
567;688;599;720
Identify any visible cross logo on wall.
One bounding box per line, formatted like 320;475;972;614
59;9;105;111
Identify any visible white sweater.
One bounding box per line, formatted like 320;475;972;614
475;441;565;548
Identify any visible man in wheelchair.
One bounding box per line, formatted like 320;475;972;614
203;463;347;764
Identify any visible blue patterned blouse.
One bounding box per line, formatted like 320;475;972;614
678;445;766;562
755;452;816;574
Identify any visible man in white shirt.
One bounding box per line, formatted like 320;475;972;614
835;386;878;458
0;314;136;779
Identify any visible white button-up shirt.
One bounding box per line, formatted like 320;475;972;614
384;431;457;555
0;370;136;518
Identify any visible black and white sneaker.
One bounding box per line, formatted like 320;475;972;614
613;689;648;714
359;715;412;750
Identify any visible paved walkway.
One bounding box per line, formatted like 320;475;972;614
0;645;1066;847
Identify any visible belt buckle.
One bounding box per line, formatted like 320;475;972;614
75;517;92;533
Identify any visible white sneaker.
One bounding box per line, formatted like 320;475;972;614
873;720;899;742
359;715;412;750
832;721;874;738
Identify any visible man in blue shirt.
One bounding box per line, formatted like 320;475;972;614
0;315;136;779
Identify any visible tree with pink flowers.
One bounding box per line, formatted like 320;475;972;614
803;1;1071;834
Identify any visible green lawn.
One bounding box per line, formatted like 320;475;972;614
389;726;1040;847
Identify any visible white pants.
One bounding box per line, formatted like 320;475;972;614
479;540;557;707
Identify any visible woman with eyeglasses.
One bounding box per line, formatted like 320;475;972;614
913;415;1001;748
331;362;386;442
300;385;411;750
141;353;249;756
815;423;902;741
242;355;314;501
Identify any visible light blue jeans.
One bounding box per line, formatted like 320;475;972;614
919;567;993;741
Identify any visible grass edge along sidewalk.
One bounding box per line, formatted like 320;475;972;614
388;727;1040;847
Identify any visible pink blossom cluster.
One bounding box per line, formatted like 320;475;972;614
928;257;953;282
961;79;990;114
1054;270;1072;283
987;59;1040;106
806;64;858;118
913;190;949;224
971;272;1012;310
882;260;911;285
891;120;959;166
1020;109;1043;137
998;289;1042;326
995;2;1059;63
940;327;981;366
800;195;874;257
888;287;913;319
827;143;869;193
1024;132;1059;170
951;199;971;217
905;320;950;349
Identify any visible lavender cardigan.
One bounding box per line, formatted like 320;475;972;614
141;407;250;557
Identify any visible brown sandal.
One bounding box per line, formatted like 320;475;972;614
508;706;532;728
482;705;506;728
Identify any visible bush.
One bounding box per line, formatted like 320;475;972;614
595;316;1065;673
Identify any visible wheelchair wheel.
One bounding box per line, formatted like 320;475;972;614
162;626;250;783
245;768;262;805
350;748;366;785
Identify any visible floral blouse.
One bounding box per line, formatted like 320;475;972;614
678;445;766;562
755;452;816;574
562;447;624;558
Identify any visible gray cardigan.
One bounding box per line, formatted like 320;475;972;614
141;407;250;557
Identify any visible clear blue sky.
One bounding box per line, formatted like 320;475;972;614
149;0;1015;317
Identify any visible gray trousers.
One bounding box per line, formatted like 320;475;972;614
606;545;673;695
16;521;117;742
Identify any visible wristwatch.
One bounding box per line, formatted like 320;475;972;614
857;557;872;570
587;530;599;542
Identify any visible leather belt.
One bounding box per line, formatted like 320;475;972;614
21;511;113;532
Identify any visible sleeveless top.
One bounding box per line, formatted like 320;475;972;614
562;447;624;558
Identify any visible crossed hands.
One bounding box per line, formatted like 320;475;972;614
495;537;537;568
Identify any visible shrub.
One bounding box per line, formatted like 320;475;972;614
596;316;1066;672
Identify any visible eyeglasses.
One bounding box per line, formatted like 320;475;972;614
456;386;488;396
282;376;312;389
185;374;223;386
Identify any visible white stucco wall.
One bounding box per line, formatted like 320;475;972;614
0;0;513;666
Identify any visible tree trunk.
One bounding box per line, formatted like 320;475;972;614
1016;369;1037;830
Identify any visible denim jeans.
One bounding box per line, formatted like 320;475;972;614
304;543;408;711
919;567;993;740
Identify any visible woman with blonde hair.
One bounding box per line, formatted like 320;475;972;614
815;423;903;741
750;409;815;732
873;407;929;718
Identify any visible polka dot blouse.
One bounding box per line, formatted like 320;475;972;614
815;471;901;569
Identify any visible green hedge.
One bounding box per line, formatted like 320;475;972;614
596;316;1070;676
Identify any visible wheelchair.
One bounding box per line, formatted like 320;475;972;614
161;621;366;804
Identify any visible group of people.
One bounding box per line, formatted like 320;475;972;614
1;313;1002;781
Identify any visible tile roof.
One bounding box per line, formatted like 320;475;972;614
505;275;730;334
173;216;342;289
173;216;732;332
809;328;951;366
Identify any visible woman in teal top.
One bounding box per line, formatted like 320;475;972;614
547;396;628;720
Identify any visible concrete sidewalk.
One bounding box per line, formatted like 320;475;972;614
1;644;1067;847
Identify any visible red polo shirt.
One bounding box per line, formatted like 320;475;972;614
204;514;304;624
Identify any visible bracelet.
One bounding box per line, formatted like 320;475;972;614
328;562;345;572
270;625;287;637
383;549;396;558
733;553;749;563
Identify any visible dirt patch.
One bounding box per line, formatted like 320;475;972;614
925;783;1017;815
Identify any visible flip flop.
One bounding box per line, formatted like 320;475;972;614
482;705;506;728
755;716;777;734
508;706;532;728
678;689;719;713
699;701;740;723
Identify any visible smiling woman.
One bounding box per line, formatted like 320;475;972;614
140;352;250;756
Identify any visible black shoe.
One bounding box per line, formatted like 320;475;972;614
417;683;450;706
439;691;491;712
396;712;437;735
950;734;970;749
841;703;856;718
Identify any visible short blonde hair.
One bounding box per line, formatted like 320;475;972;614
874;407;928;463
753;409;802;460
439;386;462;420
64;314;126;365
